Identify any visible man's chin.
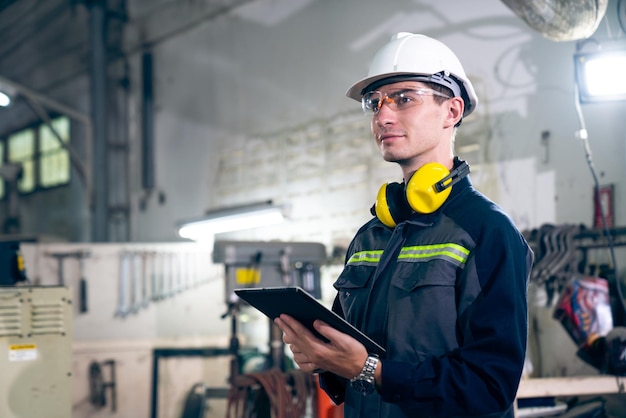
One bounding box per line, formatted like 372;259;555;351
381;153;404;164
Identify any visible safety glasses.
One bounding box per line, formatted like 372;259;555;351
361;88;451;115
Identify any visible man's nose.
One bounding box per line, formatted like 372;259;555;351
374;99;397;126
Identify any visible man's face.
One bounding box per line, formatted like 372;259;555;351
368;81;451;167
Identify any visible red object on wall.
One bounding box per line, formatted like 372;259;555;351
315;375;344;418
593;184;614;229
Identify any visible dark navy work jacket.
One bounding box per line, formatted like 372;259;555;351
320;163;533;418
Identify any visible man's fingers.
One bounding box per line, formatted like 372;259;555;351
275;314;317;342
276;314;307;333
312;320;343;344
274;315;297;343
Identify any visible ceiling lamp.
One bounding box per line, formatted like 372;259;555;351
0;80;17;107
575;47;626;103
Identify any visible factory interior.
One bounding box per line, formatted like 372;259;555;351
2;0;626;417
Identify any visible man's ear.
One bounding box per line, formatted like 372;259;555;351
445;96;464;128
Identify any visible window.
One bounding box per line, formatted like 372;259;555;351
8;129;35;193
0;115;71;196
39;117;70;187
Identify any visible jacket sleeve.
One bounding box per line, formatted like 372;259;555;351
378;221;533;416
318;294;349;404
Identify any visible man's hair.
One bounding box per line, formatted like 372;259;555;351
419;81;458;153
422;81;463;137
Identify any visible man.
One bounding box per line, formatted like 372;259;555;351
275;32;533;417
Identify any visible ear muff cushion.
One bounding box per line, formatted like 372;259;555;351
375;183;398;228
375;182;411;228
406;162;453;214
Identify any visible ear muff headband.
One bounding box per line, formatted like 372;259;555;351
374;161;470;226
434;160;470;192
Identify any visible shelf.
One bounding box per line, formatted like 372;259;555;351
517;376;625;398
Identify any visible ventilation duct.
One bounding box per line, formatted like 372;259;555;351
501;0;609;41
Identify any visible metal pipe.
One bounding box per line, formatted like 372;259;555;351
89;0;109;242
141;49;155;191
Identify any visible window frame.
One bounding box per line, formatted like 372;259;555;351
0;114;72;198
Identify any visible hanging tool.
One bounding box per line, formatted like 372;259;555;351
150;251;160;302
129;251;141;314
77;250;91;313
115;251;131;318
141;251;151;308
45;250;91;313
46;251;74;286
165;252;174;298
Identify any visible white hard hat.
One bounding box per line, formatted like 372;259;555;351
346;32;478;118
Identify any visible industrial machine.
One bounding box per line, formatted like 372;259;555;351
213;240;331;417
0;239;27;286
0;286;73;418
213;239;327;369
213;240;327;303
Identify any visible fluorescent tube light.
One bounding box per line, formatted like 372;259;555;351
177;201;285;241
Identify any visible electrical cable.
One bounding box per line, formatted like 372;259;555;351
573;80;626;325
226;368;315;418
618;0;626;35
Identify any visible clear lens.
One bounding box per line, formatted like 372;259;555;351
361;88;450;115
362;91;382;113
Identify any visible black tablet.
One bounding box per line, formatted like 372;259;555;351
234;286;386;357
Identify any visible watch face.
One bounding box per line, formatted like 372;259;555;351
351;378;376;395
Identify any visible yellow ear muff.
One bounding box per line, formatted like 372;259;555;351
375;183;397;228
405;162;453;214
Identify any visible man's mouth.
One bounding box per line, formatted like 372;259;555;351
378;132;404;142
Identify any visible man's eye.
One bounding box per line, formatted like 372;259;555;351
392;93;413;105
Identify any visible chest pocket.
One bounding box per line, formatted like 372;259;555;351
388;261;461;354
392;258;459;292
334;264;375;327
392;266;457;292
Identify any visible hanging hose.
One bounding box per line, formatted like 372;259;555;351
226;368;316;418
573;80;626;326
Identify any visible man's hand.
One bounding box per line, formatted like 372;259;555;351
274;314;369;380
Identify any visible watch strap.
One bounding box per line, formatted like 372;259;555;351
350;354;379;394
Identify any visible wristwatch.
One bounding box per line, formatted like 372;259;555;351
350;354;379;395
